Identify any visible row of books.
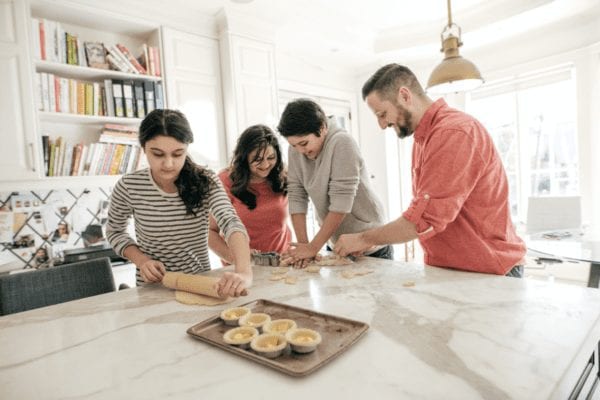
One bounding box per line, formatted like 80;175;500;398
32;18;86;67
42;132;145;177
32;18;161;76
35;73;164;118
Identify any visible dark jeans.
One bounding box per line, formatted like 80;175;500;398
365;245;394;260
505;265;524;278
326;245;394;260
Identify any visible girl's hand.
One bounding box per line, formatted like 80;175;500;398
138;259;166;283
216;270;252;298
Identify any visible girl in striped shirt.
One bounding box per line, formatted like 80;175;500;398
106;109;252;297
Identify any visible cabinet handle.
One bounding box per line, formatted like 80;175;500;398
28;142;36;172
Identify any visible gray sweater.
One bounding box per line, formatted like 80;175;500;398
287;117;386;245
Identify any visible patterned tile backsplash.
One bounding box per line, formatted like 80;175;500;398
0;187;114;272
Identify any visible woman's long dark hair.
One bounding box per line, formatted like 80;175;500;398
139;109;214;215
230;125;286;210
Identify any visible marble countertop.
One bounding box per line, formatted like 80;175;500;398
2;257;600;400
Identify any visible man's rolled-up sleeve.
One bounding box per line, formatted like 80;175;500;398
402;128;484;241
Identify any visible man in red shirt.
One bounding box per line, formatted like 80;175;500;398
334;64;526;276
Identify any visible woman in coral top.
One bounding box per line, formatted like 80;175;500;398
209;124;292;263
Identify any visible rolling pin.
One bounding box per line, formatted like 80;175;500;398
162;272;247;298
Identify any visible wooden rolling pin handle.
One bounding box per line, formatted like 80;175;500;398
162;272;248;298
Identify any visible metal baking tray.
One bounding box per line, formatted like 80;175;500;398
186;299;369;377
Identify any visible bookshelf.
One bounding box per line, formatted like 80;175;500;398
23;1;165;181
1;1;227;185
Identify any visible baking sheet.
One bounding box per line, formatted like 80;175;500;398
186;299;369;376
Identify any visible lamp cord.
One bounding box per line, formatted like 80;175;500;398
447;0;453;26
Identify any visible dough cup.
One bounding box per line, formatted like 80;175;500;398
223;326;259;349
238;312;271;332
285;328;322;353
220;306;251;326
250;333;287;358
262;319;297;335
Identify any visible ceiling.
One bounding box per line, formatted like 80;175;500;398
79;0;600;69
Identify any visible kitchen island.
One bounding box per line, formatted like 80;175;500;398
1;257;600;399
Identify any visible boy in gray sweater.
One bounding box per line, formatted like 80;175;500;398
277;98;393;267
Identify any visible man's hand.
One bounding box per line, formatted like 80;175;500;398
334;233;371;257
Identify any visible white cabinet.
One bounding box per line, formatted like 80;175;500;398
0;0;39;181
219;32;279;162
161;27;226;170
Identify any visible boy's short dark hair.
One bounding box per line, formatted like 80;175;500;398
277;98;327;138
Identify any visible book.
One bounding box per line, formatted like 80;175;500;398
122;80;134;118
59;77;69;113
143;80;155;114
154;81;164;109
103;79;115;117
76;81;85;115
116;44;146;74
93;82;100;116
69;79;77;114
38;19;46;61
152;46;161;76
48;139;56;177
48;74;56;113
108;45;137;74
84;42;108;69
84;83;94;115
112;80;124;117
77;145;88;176
103;123;137;133
106;53;128;73
70;143;82;176
109;144;126;175
134;81;145;118
41;135;49;176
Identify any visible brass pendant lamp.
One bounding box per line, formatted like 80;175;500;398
427;0;484;94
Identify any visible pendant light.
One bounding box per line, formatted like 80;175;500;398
427;0;484;94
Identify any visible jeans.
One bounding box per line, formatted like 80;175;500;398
326;245;394;260
365;245;394;260
505;265;524;278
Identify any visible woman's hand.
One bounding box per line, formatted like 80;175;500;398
138;259;166;283
216;270;252;298
282;242;318;269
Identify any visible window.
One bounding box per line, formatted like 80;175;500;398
467;65;579;221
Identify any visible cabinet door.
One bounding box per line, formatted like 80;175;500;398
0;0;40;180
161;27;226;171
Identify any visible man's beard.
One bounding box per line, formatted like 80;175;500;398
394;104;413;139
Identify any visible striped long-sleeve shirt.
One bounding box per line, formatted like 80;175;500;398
106;168;247;281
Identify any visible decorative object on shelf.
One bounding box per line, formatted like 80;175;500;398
84;42;109;70
426;0;484;94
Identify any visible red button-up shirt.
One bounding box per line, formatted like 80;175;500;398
402;99;525;275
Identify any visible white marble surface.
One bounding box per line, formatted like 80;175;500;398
2;257;600;400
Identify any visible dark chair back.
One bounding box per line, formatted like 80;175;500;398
0;257;116;316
